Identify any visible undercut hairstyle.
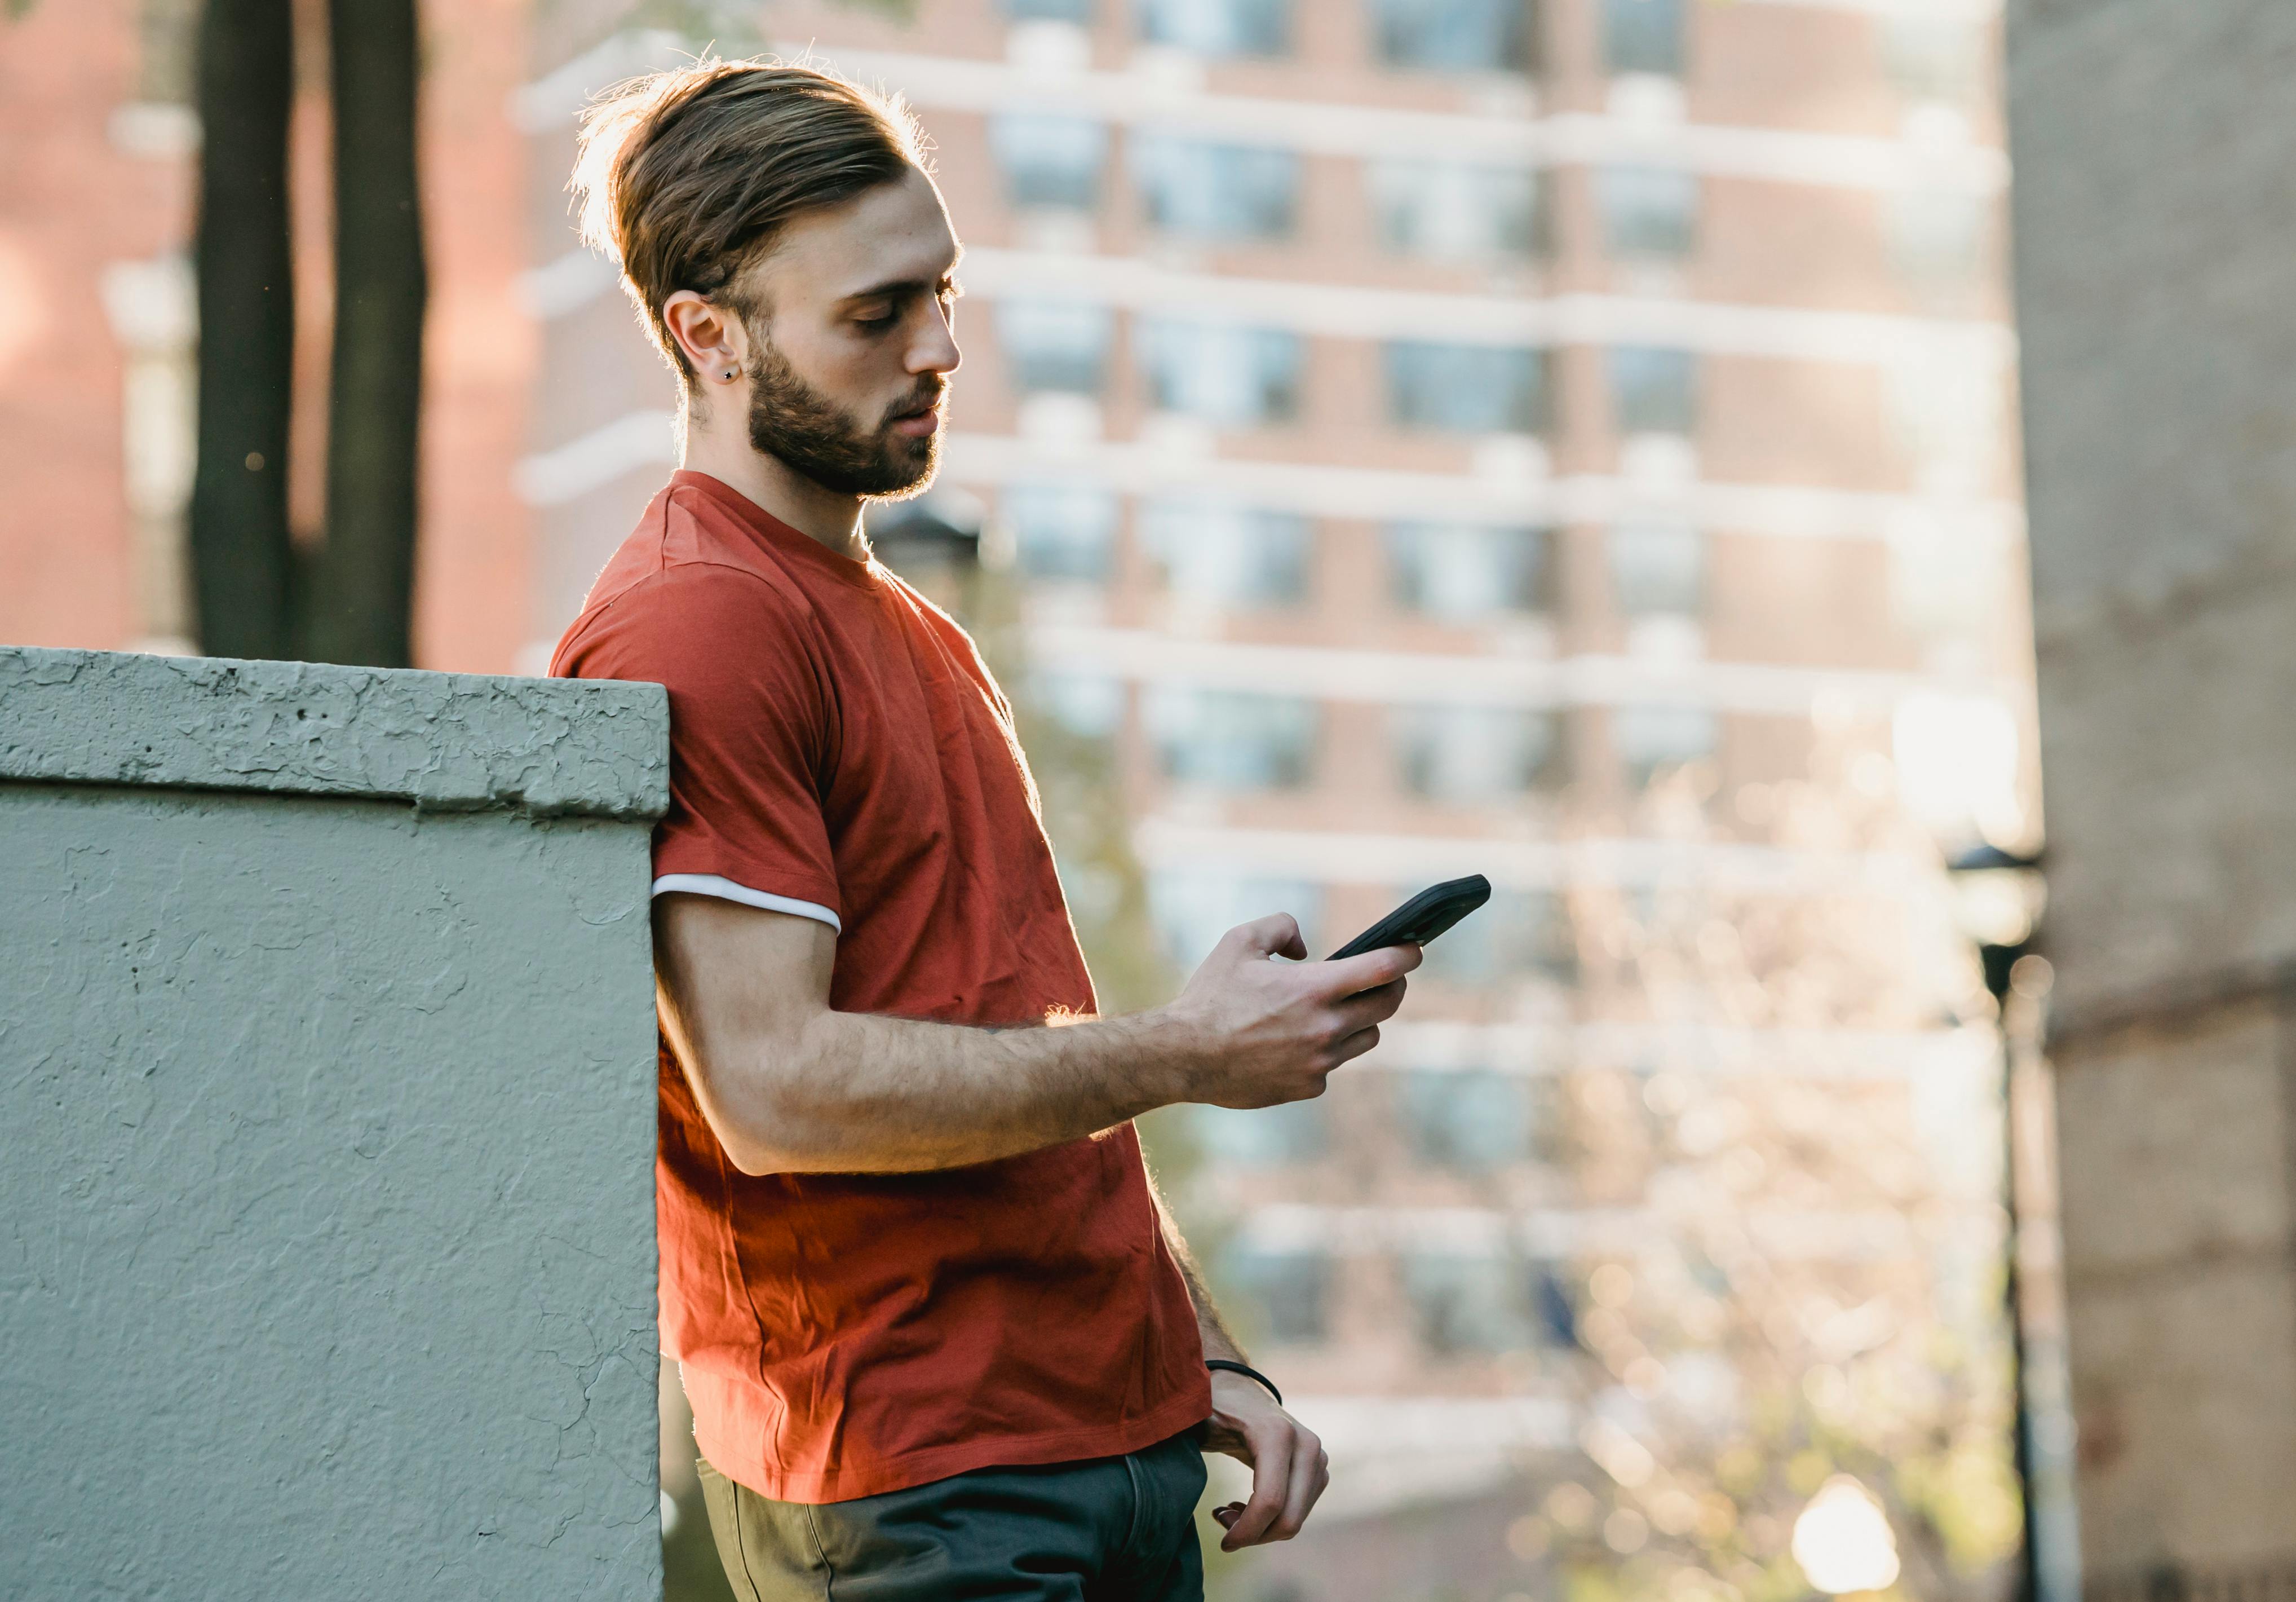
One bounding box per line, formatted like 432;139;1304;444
572;58;930;391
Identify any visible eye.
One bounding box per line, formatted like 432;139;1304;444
853;307;899;333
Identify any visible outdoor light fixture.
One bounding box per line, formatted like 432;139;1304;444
1789;1475;1901;1594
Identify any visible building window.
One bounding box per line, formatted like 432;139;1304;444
1386;342;1549;434
1401;1070;1534;1170
996;301;1113;394
1609;347;1698;435
1386;522;1547;619
1883;16;1983;104
1146;688;1320;791
1002;482;1120;582
1888;188;1996;288
1614;704;1718;786
1393;705;1558;804
1417;889;1576;986
1368;0;1534;73
135;0;202;103
1602;0;1684;76
1223;1245;1330;1344
1028;670;1125;737
1139;317;1303;426
1610;521;1703;616
1002;0;1096;19
1596;166;1698;260
1132;134;1300;241
1405;1251;1537;1354
988;113;1107;211
1151;868;1325;967
1367;160;1541;263
1193;1100;1329;1167
1138;0;1290;56
1142;498;1311;608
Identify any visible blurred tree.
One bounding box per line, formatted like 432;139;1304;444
188;0;424;666
305;0;424;667
1511;748;2023;1602
189;0;297;659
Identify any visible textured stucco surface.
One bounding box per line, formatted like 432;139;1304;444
0;645;669;820
1;650;666;1599
2007;0;2296;1575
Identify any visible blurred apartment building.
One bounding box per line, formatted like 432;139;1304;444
6;0;2037;1595
515;2;2035;1596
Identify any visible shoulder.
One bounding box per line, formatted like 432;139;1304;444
559;562;820;690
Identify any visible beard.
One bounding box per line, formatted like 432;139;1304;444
744;336;943;500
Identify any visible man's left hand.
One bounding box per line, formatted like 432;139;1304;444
1199;1370;1329;1551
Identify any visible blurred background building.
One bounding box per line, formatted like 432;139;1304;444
2009;0;2296;1592
2;2;2051;1599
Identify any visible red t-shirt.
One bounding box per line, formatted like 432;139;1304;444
552;471;1208;1503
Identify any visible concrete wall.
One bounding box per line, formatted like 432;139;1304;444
2006;0;2296;1583
0;647;669;1599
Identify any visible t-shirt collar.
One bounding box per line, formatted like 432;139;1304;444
670;469;886;589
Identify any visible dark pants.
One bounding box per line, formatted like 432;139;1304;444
697;1429;1209;1602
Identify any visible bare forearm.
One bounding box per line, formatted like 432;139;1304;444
654;894;1416;1179
694;1005;1204;1175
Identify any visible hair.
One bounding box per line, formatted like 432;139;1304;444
571;58;931;391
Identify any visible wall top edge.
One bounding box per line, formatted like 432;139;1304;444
0;647;670;822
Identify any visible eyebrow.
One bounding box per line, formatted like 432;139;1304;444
836;249;965;308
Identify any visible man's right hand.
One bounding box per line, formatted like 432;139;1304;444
1158;913;1419;1109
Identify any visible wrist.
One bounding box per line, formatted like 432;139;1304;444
1134;1003;1214;1105
1206;1358;1282;1407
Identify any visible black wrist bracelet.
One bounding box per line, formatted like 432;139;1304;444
1205;1359;1282;1407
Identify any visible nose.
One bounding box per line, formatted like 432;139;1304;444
909;298;961;378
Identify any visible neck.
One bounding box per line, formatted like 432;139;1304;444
679;401;868;560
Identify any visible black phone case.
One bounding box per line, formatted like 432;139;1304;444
1325;874;1492;961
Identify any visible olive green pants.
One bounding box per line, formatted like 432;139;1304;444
697;1429;1209;1602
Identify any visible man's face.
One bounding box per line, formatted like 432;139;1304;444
737;166;962;499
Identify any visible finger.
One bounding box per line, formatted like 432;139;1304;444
1333;978;1409;1032
1271;1428;1326;1541
1223;913;1303;961
1329;1023;1380;1067
1317;943;1421;996
1220;1422;1291;1550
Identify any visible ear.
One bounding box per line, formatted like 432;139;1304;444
662;290;750;388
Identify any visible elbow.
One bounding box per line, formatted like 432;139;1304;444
720;1140;791;1179
687;1039;837;1178
706;1087;824;1178
713;1113;828;1179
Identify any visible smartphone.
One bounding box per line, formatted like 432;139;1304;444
1325;875;1492;961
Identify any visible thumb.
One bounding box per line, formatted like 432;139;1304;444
1223;913;1306;961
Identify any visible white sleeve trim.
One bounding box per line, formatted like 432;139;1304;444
651;873;841;933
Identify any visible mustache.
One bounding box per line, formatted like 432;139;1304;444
879;379;946;427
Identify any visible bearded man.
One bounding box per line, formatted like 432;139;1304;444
552;60;1419;1602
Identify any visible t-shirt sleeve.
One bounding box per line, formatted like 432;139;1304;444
561;567;842;932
